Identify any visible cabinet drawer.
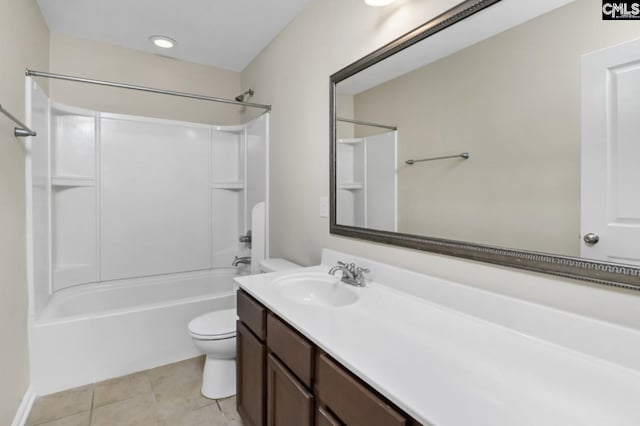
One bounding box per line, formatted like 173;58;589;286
316;353;406;426
238;290;266;340
267;313;314;387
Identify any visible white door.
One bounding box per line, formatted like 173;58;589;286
582;38;640;266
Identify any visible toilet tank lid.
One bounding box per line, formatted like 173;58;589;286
259;258;301;273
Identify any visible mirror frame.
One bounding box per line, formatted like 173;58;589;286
329;0;640;291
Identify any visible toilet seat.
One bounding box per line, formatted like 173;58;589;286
188;309;236;340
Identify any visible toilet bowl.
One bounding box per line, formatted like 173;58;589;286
188;309;237;399
188;258;300;399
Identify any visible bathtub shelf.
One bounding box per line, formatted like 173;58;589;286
212;181;244;190
52;176;96;187
338;182;364;190
339;137;365;144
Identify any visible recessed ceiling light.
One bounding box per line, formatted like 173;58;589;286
150;35;176;49
364;0;396;6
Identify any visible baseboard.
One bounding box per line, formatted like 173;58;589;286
11;386;35;426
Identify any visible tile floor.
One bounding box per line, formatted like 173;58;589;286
26;356;244;426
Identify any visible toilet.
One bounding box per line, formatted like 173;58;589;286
188;309;237;399
188;257;300;399
258;258;301;273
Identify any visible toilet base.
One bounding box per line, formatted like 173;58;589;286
201;355;236;399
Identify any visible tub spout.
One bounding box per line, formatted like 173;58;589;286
232;256;251;267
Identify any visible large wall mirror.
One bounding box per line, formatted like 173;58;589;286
330;0;640;289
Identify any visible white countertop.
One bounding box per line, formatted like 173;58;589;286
235;260;640;426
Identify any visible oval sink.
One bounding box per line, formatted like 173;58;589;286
273;273;359;308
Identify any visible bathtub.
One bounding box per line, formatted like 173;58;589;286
30;269;238;395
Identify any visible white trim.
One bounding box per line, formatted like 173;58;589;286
264;112;270;259
208;128;214;269
95;111;102;282
393;130;398;232
243;126;248;234
24;77;35;317
46;89;53;298
24;78;38;397
11;386;36;426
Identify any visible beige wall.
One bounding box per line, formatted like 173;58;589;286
351;0;640;257
48;34;243;125
242;0;640;329
336;93;355;138
0;0;49;423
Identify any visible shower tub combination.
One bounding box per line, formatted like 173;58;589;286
30;270;237;395
25;73;269;395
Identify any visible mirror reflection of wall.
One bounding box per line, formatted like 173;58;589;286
336;129;397;231
337;93;397;232
336;0;640;260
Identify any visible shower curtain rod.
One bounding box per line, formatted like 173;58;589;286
25;69;272;111
337;117;397;131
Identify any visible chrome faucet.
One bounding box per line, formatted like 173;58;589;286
232;256;251;267
328;261;369;287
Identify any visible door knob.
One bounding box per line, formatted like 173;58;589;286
583;233;600;245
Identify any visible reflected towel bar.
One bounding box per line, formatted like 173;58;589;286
406;152;469;165
337;117;397;131
0;103;37;137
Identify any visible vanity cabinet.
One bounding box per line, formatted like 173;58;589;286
237;291;267;426
237;289;421;426
316;354;406;426
237;321;266;426
267;354;314;426
316;406;343;426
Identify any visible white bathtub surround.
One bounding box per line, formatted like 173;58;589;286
25;78;270;397
29;97;268;295
30;269;236;395
235;249;640;426
250;202;267;274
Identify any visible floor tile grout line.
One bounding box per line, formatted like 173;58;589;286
216;399;230;425
88;385;95;426
147;372;161;426
27;386;95;426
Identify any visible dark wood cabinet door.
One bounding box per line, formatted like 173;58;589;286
316;406;343;426
316;354;406;426
267;354;314;426
237;321;266;426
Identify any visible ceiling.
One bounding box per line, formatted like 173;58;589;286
338;0;573;95
37;0;311;72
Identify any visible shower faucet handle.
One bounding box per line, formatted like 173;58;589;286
239;230;252;243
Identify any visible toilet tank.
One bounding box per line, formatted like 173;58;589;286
259;258;300;273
